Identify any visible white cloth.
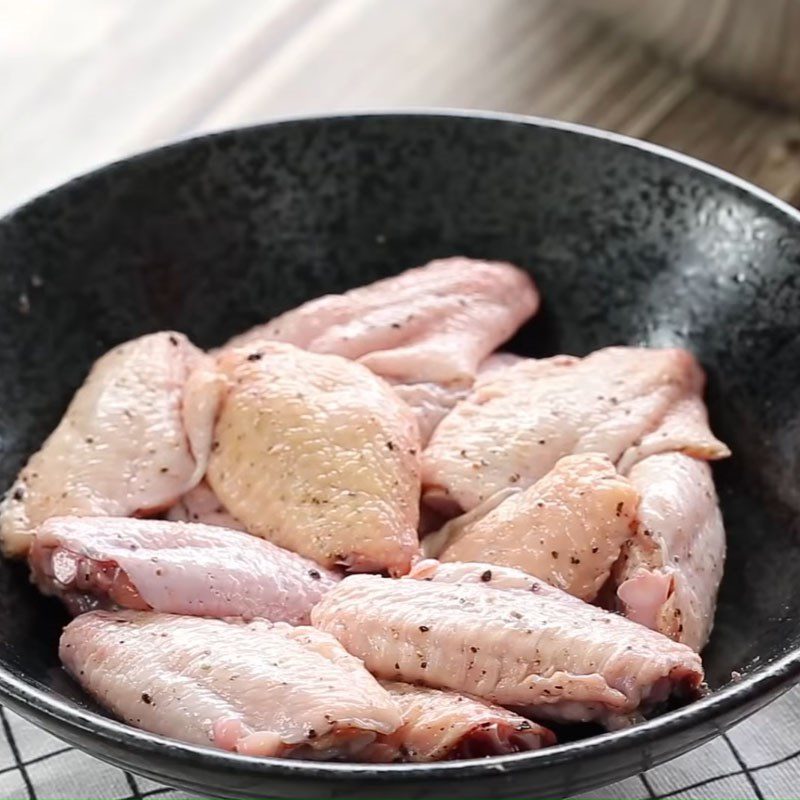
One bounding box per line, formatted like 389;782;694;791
1;687;798;799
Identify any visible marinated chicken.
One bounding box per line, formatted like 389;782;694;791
362;682;555;762
206;342;421;575
224;258;538;386
0;332;223;558
312;567;704;728
430;454;638;601
5;254;731;762
30;516;339;623
422;347;730;513
613;452;725;651
61;611;402;758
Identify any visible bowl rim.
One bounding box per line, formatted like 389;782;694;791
1;108;799;783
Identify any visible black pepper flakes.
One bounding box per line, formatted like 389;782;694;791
11;488;23;501
141;693;152;704
591;546;599;554
551;550;559;559
308;569;321;580
615;501;624;517
386;441;395;451
480;569;492;582
246;352;263;362
570;556;581;565
419;625;430;632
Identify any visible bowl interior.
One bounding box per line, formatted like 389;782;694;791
0;113;799;790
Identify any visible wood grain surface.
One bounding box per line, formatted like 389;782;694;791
2;0;799;214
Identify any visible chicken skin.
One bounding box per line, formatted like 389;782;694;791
206;342;421;575
422;347;729;514
30;516;339;623
391;353;526;445
363;681;555;762
312;565;703;728
431;454;638;602
165;481;244;531
224;258;538;386
613;452;725;651
0;332;222;557
61;611;402;758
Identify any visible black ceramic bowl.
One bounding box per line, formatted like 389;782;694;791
1;111;799;799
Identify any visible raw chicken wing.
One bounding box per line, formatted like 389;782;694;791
362;682;555;762
0;332;222;557
312;567;703;728
613;452;725;651
30;516;339;623
431;454;638;601
61;611;401;758
224;258;538;386
423;347;729;513
206;342;421;575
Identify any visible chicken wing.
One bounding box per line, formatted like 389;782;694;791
430;454;638;601
30;516;339;623
422;347;729;513
224;258;538;387
613;452;725;651
0;332;222;557
206;342;421;575
362;681;555;762
312;567;703;728
61;611;401;758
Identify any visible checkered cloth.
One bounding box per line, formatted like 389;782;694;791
0;688;797;799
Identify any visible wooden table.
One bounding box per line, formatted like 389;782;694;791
3;0;800;214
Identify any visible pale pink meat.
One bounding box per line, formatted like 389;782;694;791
0;332;223;557
422;347;730;513
311;566;704;728
431;454;638;601
408;559;579;600
362;682;555;762
613;452;725;651
391;353;526;445
206;342;421;575
165;481;244;531
390;382;469;446
60;611;402;758
223;258;538;387
30;516;339;623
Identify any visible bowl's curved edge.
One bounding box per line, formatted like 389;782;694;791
1;109;800;790
2;108;799;228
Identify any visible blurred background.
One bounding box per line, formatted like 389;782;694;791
3;0;800;216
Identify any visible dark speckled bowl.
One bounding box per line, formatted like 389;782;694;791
1;111;800;799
